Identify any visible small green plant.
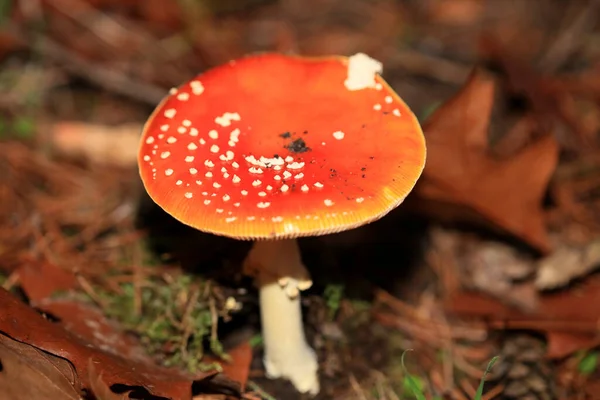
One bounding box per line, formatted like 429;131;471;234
323;283;344;320
66;273;225;373
578;350;599;375
401;350;499;400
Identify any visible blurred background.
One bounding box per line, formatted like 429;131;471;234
1;0;600;399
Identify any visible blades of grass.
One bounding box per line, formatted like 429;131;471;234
400;350;426;400
474;356;499;400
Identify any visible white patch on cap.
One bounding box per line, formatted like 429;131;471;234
177;92;190;101
190;80;204;95
393;109;401;117
164;108;177;118
257;202;270;209
215;112;241;127
344;53;383;91
188;143;198;151
356;197;364;203
332;131;345;140
145;136;155;144
165;169;174;176
324;199;334;206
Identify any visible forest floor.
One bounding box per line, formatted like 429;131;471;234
1;0;600;399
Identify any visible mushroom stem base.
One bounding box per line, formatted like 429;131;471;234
244;239;319;395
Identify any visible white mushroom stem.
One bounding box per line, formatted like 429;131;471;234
243;239;319;395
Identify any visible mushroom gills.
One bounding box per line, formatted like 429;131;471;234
243;239;320;395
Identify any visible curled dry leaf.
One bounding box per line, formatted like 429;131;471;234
50;121;142;167
416;69;559;253
0;288;216;400
0;334;81;400
535;237;600;290
445;275;600;358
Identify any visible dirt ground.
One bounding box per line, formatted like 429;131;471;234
1;0;600;399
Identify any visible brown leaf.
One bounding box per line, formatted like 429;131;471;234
87;359;129;400
0;334;81;400
37;299;155;364
203;341;252;392
445;275;600;357
0;288;214;400
15;259;78;303
417;69;559;253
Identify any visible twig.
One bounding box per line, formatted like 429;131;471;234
386;48;472;85
246;381;277;400
539;0;600;72
348;373;369;400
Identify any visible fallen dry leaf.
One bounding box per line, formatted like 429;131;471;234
15;259;78;303
416;69;559;253
50;121;142;167
535;238;600;290
204;341;253;392
0;288;219;400
88;359;129;400
445;275;600;358
0;334;81;400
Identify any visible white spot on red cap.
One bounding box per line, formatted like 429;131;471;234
164;109;176;119
272;216;283;223
324;199;334;206
314;182;323;188
287;162;305;169
301;184;309;192
167;137;177;144
385;95;393;104
374;104;382;111
344;53;383;91
356;197;364;203
190;128;199;137
208;130;218;139
145;136;155;144
190;80;204;95
165;169;174;176
257;202;270;209
393;109;401;117
160;124;169;132
190;168;198;175
332;131;345;140
160;151;170;159
177;127;186;134
281;184;289;192
215;112;241;127
188;143;198;151
185;156;194;162
204;160;215;168
184;192;193;198
210;145;219;153
177;92;189;101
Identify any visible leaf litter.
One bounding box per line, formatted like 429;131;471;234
2;0;600;398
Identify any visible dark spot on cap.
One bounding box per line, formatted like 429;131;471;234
280;132;291;139
303;130;308;134
361;167;366;171
285;138;311;153
369;156;375;160
362;174;366;178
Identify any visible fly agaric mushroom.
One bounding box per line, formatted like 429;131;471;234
138;53;426;394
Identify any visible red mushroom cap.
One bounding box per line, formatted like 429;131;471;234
138;53;426;239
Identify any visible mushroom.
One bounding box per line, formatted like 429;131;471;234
137;53;426;394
